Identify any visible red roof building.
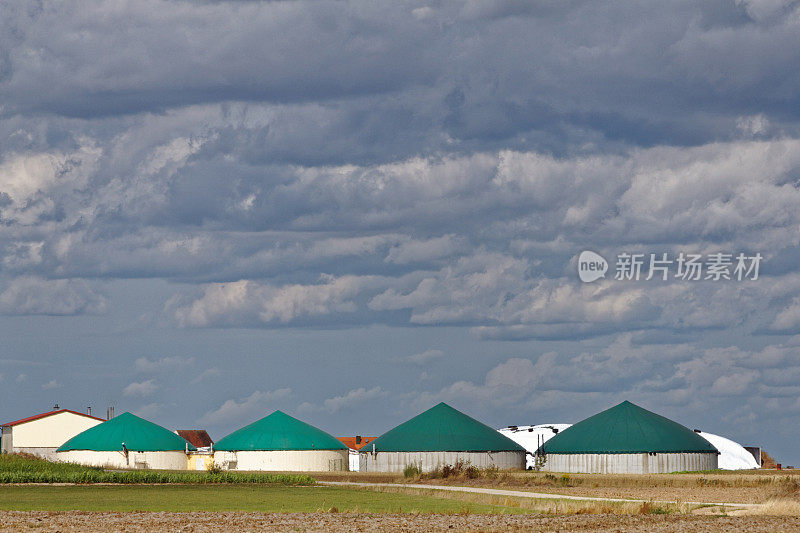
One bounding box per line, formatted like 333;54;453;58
176;430;214;448
336;436;377;451
2;409;105;427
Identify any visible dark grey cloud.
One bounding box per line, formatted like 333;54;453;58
4;1;800;154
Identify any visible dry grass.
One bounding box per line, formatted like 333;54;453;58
357;485;694;515
744;499;800;516
316;469;800;505
402;470;800;504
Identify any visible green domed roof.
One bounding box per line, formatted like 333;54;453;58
57;412;195;452
364;403;525;453
540;401;718;455
214;411;347;451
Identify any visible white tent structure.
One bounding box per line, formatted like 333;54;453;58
498;424;572;469
695;431;759;470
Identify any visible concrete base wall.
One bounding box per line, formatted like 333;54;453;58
13;447;59;461
358;451;526;473
542;452;718;474
213;450;349;472
56;450;189;470
1;427;13;454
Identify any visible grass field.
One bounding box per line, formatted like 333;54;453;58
3;454;799;518
0;454;313;485
0;484;528;514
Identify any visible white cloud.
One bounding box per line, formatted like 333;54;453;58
41;379;60;390
191;367;221;384
134;356;195;373
414;334;800;413
405;349;445;365
123;379;157;397
385;235;463;264
0;277;106;316
771;297;800;331
133;403;162;419
321;387;385;413
736;114;770;136
199;388;292;426
174;275;385;327
0;142;101;225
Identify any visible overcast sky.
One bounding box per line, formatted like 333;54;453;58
2;0;800;464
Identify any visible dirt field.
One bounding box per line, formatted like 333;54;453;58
2;511;800;532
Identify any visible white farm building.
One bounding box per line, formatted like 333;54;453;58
1;409;105;461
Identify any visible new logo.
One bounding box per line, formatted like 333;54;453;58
578;250;608;283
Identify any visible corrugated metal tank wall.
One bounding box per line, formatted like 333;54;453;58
359;450;526;472
214;449;349;471
543;452;718;474
56;450;189;470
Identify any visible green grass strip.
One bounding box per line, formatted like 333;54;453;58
0;484;530;514
0;454;314;485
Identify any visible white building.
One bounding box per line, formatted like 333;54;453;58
1;409;105;461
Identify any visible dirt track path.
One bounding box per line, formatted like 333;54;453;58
319;481;762;509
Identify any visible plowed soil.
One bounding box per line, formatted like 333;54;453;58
2;511;800;532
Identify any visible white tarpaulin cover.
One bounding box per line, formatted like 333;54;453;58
498;424;572;469
695;431;759;470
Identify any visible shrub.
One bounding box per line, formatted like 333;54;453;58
403;463;422;478
482;465;499;479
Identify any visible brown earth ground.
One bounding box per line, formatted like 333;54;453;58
2;511;800;532
316;469;800;504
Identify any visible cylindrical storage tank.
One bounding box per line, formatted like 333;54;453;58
539;401;718;474
56;412;195;470
359;403;526;473
212;411;349;472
